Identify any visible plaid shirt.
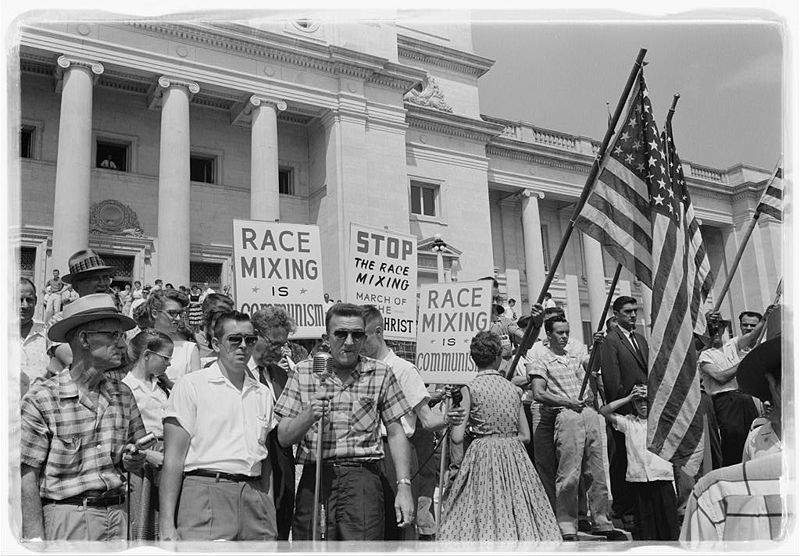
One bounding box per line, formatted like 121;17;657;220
680;452;784;541
529;346;592;407
274;355;411;464
20;370;147;499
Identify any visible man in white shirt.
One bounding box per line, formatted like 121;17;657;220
19;277;49;392
361;305;465;541
698;306;776;466
159;311;276;541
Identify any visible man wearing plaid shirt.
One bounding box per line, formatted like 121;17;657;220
20;293;148;541
530;315;621;541
275;303;415;540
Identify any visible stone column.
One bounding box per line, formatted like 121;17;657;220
248;95;286;221
581;232;607;329
154;76;199;286
51;56;103;270
521;189;546;306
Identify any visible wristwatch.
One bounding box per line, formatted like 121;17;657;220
396;478;412;487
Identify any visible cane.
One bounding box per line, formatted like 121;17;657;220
311;352;331;541
435;390;452;530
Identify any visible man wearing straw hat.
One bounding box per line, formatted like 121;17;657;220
45;249;116;375
20;293;149;541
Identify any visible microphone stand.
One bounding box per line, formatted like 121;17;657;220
311;356;329;542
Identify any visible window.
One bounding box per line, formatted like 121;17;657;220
19;247;36;280
410;180;438;217
96;141;128;171
279;168;294;195
190;155;216;184
20;126;35;159
190;261;222;290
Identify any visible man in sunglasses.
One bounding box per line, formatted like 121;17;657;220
275;302;415;540
20;294;149;541
159;311;277;541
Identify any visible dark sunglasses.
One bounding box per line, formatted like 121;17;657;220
331;329;366;341
225;334;259;348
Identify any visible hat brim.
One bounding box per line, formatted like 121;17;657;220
48;311;136;343
736;336;781;402
62;265;115;284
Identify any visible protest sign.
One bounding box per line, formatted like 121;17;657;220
346;223;418;341
416;281;493;384
232;219;325;338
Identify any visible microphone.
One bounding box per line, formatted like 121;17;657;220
312;351;332;382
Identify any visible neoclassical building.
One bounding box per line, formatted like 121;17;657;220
12;15;781;344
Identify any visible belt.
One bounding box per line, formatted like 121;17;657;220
321;459;381;471
43;493;125;507
185;469;260;482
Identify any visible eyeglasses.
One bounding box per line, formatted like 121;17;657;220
160;309;186;320
225;334;259;348
260;336;288;349
145;350;172;364
331;329;366;341
84;330;126;342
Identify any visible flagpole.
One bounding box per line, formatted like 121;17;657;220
579;263;623;399
755;278;783;344
711;159;782;313
505;48;647;380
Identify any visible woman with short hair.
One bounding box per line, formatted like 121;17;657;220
123;329;174;540
439;330;560;542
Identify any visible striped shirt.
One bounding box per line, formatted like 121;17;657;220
274;355;411;465
529;347;591;407
680;452;787;542
20;370;147;499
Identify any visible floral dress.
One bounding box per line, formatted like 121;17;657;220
439;370;561;542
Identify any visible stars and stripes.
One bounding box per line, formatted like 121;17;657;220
756;167;783;222
575;72;654;287
575;69;712;471
647;115;712;473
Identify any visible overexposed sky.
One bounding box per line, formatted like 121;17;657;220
472;18;783;171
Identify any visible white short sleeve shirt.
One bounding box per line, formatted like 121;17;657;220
164;362;275;476
122;372;168;438
382;350;430;437
613;414;675;482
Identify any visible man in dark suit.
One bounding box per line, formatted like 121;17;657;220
600;295;649;529
249;306;304;541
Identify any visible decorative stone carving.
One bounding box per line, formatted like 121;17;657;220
404;74;453;113
89;200;146;237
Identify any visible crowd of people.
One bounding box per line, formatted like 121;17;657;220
16;249;784;544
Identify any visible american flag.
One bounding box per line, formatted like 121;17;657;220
575;71;706;468
575;73;653;287
648;115;713;472
756;166;783;222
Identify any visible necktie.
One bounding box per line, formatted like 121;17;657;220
629;332;642;359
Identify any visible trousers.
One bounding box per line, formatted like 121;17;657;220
553;408;613;535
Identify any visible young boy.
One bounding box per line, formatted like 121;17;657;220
599;384;679;540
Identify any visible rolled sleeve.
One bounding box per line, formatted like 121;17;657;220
164;377;199;436
379;370;412;425
20;394;50;468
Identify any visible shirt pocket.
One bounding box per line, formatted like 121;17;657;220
51;419;88;474
350;396;377;433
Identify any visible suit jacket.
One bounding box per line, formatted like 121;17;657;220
600;325;649;404
250;362;295;540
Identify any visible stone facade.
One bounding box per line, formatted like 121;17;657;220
13;16;780;340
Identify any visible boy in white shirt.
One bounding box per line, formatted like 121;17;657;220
599;384;678;540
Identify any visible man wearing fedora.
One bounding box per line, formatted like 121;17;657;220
45;249;116;376
20;293;150;541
